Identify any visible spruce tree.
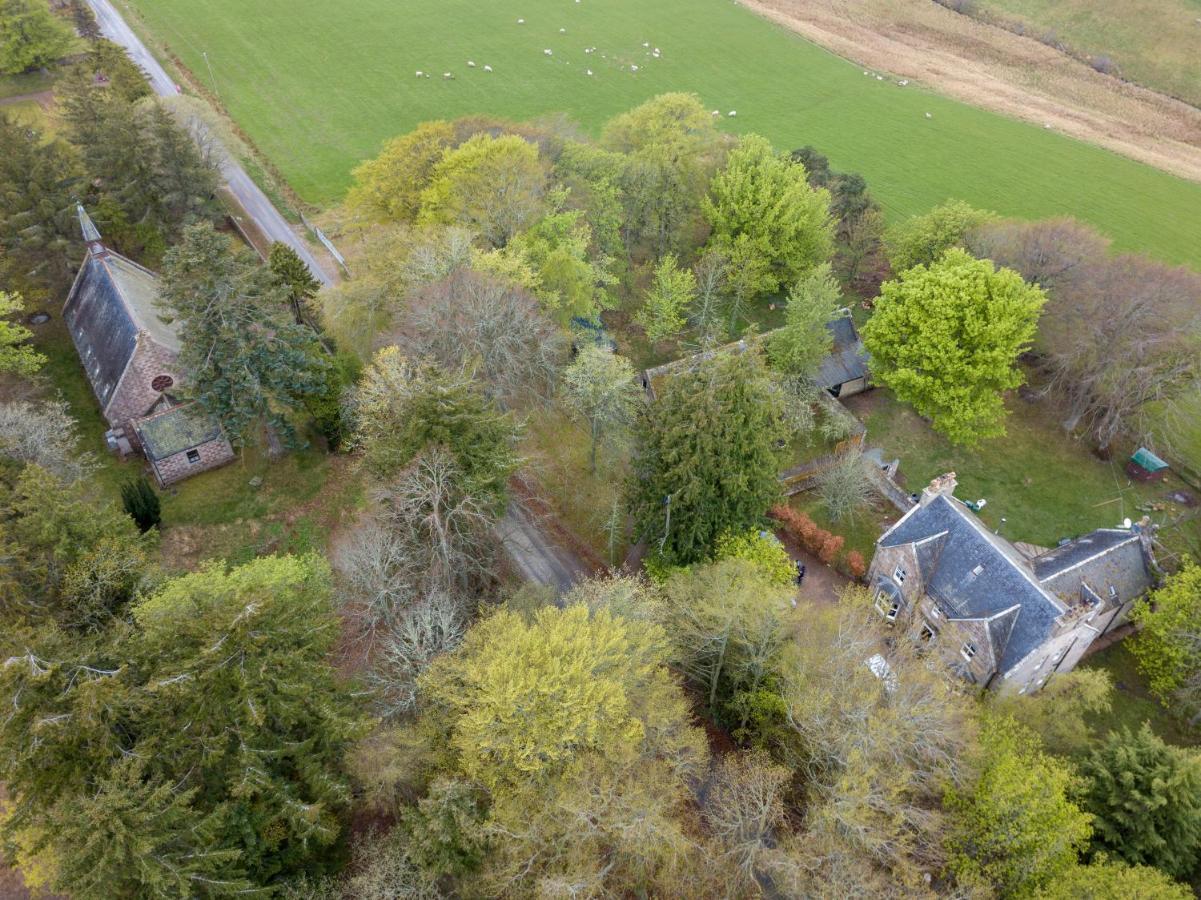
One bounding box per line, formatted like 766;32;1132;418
627;345;787;564
1081;724;1201;879
268;241;321;328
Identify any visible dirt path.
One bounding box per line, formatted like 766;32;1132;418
741;0;1201;184
498;502;594;596
778;533;852;605
0;91;54;109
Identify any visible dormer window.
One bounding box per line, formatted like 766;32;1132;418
893;565;907;584
961;642;977;662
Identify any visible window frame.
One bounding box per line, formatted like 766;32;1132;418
185;448;201;465
960;641;977;662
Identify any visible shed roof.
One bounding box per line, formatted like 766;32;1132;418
815;317;869;390
1131;447;1168;472
135;403;223;461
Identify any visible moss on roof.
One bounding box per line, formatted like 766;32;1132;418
136;404;223;461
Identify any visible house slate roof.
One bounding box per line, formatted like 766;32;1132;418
135;403;224;461
880;494;1068;674
63;245;180;409
815;316;870;390
1035;530;1153;606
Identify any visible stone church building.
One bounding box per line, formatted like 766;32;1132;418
868;473;1158;694
63;206;234;486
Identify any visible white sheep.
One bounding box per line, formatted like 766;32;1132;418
898;79;909;86
711;109;720;116
467;60;476;67
517;17;525;23
642;41;650;47
443;72;453;79
586;69;593;76
876;75;884;81
416;70;423;77
559;27;566;33
654;47;660;53
483;64;493;72
925;112;932;118
728;110;737;117
544;48;553;55
630;64;638;71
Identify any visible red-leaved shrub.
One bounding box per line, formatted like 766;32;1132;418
818;535;844;565
846;550;867;579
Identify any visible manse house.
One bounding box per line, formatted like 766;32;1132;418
868;473;1158;694
63;206;234;486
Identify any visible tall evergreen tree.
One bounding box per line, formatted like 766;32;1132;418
268;241;321;328
1081;724;1201;878
0;554;367;896
159;223;330;448
627;346;787;564
0;113;80;293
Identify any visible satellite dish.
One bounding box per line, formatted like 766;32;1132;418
1123;518;1133;529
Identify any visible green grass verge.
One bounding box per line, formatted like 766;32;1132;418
1080;642;1199;748
844;388;1177;548
121;0;1201;266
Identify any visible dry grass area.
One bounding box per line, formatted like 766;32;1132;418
741;0;1201;184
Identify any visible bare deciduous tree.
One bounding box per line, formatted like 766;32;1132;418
396;268;566;406
816;449;874;524
0;399;94;481
968;218;1201;450
367;590;469;718
704;750;791;883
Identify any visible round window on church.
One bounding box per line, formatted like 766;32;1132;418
151;375;174;393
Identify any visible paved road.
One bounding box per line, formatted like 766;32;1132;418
85;0;334;287
498;503;592;596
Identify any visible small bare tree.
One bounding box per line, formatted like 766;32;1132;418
0;399;95;481
367;590;469;718
705;750;791;883
397;268;566;406
816;449;873;523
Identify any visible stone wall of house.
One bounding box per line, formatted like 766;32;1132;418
867;541;925;623
151;437;235;486
104;335;181;428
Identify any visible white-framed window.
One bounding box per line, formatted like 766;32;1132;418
961;642;977;662
919;623;937;642
893;565;907;584
874;590;901;622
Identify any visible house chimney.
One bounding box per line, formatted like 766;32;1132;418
920;472;957;507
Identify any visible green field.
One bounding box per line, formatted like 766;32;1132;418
976;0;1201;109
121;0;1201;267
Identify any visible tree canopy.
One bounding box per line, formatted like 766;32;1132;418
1131;560;1201;724
0;0;74;75
885;199;994;273
862;248;1045;444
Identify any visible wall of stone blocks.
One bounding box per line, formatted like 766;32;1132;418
151;438;235;486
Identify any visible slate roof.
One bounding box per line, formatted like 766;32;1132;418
881;495;1066;674
1035;530;1152;606
63;243;180;410
135;403;223;461
815;316;870;390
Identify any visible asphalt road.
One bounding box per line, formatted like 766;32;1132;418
498;503;592;596
85;0;335;287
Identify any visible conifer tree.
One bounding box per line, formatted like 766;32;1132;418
269;241;321;328
0;0;74;75
627;346;786;564
1081;724;1201;878
159;223;330;448
121;474;161;532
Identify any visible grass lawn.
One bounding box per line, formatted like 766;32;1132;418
1081;642;1199;749
121;0;1201;266
844;388;1174;548
975;0;1201;109
790;490;895;561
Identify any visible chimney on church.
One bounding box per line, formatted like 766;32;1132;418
920;472;958;507
76;203;105;259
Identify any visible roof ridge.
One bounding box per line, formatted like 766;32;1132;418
1034;533;1140;582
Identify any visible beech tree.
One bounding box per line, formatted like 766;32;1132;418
635;252;695;343
704;133;833;299
159;223;330;448
348;120;456;222
946;712;1092;896
862;248;1045;445
418;133;546;247
627;346;787;565
1081;724;1201;878
1033;858;1192;899
561;345;640;473
0;291;45;376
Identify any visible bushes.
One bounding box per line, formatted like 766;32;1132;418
769;505;854;571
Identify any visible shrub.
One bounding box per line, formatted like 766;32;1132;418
818;535;844;566
846;551;867;579
713;529;796;587
121;476;161;532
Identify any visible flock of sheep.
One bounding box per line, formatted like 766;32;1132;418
411;16;730;116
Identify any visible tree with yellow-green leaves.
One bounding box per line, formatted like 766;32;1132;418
0;291;46;377
418;133;547;247
348;120;455;222
415;602;707;894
